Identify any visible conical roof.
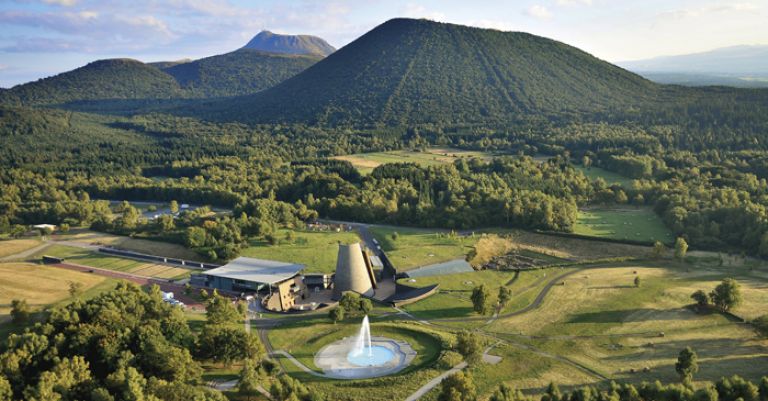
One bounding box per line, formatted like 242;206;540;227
333;242;375;300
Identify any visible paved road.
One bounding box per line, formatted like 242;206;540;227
51;262;203;308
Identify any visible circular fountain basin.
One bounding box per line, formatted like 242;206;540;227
347;345;395;366
314;336;416;379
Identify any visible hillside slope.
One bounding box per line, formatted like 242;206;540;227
162;49;322;97
207;18;659;125
0;59;182;106
242;30;336;56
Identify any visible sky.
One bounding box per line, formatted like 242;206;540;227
1;0;767;87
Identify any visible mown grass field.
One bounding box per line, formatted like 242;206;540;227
487;261;768;385
574;166;635;187
34;244;191;279
574;208;673;244
370;226;474;271
241;228;361;273
0;262;116;321
0;238;43;258
333;147;496;174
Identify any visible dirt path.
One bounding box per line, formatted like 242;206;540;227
0;242;51;261
403;361;468;401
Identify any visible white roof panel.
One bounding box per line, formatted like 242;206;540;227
202;256;304;285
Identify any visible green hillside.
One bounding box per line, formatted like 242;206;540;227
208;18;659;125
0;59;182;106
162;49;322;97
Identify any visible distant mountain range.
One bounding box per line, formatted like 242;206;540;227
204;18;658;125
0;31;331;106
619;45;768;88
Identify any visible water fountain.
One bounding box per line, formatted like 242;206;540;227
314;315;416;379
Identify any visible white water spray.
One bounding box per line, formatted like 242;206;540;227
351;315;372;357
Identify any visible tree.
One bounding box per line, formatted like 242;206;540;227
205;292;240;325
691;290;710;308
471;285;492;315
359;298;373;315
675;347;699;384
759;377;768;401
157;214;175;232
634;276;641;288
392;231;399;241
184;283;192;296
10;299;30;324
199;289;209;300
438;371;476;401
329;307;344;324
238;359;261;401
710;278;742;312
456;330;482;365
653;241;666;259
68;281;84;298
490;384;529;401
0;374;12;401
170;200;179;214
675;237;689;261
498;286;512;309
339;292;362;314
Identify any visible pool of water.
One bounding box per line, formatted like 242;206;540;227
347;345;395;367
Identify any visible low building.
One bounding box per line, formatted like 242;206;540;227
303;273;333;289
200;257;306;311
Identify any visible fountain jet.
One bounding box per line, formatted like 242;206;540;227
351;315;372;357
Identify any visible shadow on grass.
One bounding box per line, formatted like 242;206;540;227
568;308;687;323
409;307;474;320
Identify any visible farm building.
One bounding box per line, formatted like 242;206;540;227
199;257;306;311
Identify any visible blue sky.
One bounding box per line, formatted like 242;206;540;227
1;0;766;87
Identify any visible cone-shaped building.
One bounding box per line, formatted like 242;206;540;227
333;242;376;300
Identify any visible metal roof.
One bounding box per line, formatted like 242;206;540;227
202;257;304;285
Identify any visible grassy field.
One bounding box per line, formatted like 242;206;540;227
0;238;43;258
0;262;116;320
574;208;673;244
488;261;768;384
241;228;361;273
34;244;191;279
333;147;496;174
574;166;635;187
370;226;475;271
54;230;202;260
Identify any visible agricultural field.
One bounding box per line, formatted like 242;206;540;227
333;147;497;174
0;238;44;259
53;229;202;260
573;208;674;244
370;226;475;271
0;262;116;322
33;244;191;279
241;228;361;273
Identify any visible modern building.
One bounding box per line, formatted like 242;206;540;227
332;242;377;300
199;256;306;311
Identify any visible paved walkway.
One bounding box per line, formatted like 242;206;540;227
270;350;326;377
404;361;468;401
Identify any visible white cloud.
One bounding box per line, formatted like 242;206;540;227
469;19;516;32
42;0;78;6
556;0;593;6
525;5;552;19
401;3;447;22
658;2;759;20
